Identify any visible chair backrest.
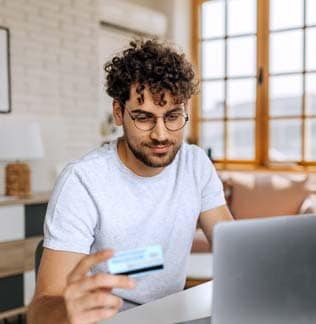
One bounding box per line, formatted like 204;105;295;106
35;239;44;278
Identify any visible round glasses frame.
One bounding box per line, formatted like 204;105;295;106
125;108;189;132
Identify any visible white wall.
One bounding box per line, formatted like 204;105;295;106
0;0;192;194
0;0;100;194
170;0;192;57
129;0;192;54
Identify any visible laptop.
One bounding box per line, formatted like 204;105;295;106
176;214;316;324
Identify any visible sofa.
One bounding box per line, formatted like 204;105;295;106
190;171;316;253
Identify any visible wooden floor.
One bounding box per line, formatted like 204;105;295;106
185;278;210;289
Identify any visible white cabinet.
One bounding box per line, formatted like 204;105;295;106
0;192;49;316
0;205;24;242
24;270;35;306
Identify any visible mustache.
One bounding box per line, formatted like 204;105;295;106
143;139;174;147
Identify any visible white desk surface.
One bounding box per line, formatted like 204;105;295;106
186;253;213;279
101;281;213;324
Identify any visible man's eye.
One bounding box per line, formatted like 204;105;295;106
135;115;153;123
166;113;181;121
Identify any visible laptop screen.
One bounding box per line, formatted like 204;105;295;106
212;215;316;324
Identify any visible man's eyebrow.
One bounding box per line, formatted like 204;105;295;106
166;107;185;113
130;109;153;115
130;106;185;115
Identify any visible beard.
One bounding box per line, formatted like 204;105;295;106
124;135;182;168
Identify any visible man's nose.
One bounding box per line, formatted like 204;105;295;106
150;117;168;142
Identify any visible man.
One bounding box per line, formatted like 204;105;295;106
28;39;233;324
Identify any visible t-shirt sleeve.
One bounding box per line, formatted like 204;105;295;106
197;149;226;212
43;164;98;254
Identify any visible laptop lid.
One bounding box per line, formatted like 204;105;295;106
212;214;316;324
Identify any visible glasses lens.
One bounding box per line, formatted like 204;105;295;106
165;115;187;131
134;116;156;131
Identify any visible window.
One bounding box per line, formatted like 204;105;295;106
192;0;316;169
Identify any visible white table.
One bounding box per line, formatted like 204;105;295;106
101;281;213;324
186;253;213;279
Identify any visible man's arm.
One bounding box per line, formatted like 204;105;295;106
198;205;234;246
27;248;135;324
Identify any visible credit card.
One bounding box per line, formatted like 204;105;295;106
107;245;164;278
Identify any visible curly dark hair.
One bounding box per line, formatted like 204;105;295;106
104;39;198;110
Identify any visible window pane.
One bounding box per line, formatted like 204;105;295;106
200;122;224;159
306;74;316;115
270;0;303;30
202;81;224;118
305;118;316;161
227;79;256;118
270;75;302;117
307;0;316;26
270;120;301;161
227;0;256;35
270;31;303;73
227;36;256;77
201;0;225;39
202;40;225;78
306;28;316;71
227;121;255;159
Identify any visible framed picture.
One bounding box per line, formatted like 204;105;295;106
0;26;11;113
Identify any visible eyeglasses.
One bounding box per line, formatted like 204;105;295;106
125;107;189;132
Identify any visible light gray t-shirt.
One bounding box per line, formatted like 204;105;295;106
44;139;225;306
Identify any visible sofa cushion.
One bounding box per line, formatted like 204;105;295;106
299;194;316;214
230;173;309;219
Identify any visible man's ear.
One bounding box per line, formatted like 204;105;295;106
113;101;123;126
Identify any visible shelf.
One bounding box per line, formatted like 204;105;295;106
0;191;50;207
0;306;27;320
0;236;43;278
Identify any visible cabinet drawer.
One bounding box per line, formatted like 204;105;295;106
0;205;24;242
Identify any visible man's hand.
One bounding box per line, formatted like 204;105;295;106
63;250;136;324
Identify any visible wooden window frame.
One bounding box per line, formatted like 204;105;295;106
191;0;316;172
